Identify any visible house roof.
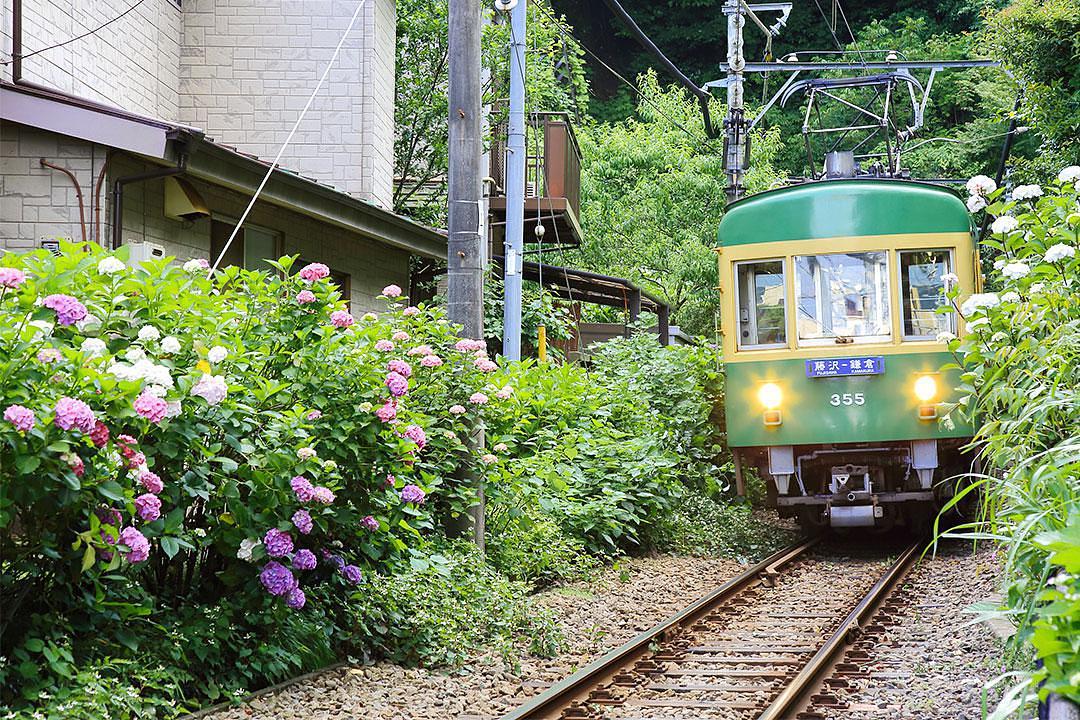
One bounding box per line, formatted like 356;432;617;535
0;80;446;259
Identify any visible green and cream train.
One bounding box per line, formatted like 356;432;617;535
717;174;979;531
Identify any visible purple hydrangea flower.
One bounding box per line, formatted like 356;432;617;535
341;564;362;585
4;405;35;433
119;526;150;563
404;425;426;451
385;371;409;397
285;586;306;609
260;561;296;596
42;294;88;326
311;486;335;505
134;493;161;522
328;554;346;570
263;528;294;557
292;509;313;535
95;506;123;528
291;475;315;503
400;484;426;505
361;515;379;531
139;471;164;495
293;549;317;571
53;397;96;433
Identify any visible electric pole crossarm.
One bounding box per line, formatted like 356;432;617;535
717;59;999;73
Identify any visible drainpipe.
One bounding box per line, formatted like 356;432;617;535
110;152;187;250
12;0;22;81
39;159;87;243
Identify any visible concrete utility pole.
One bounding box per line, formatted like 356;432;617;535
447;0;485;548
501;0;526;361
723;0;747;202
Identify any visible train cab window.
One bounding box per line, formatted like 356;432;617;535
899;249;955;339
795;251;891;345
735;260;787;349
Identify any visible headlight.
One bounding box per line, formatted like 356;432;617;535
914;375;937;402
758;382;783;409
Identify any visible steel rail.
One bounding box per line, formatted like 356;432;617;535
756;538;923;719
499;536;822;720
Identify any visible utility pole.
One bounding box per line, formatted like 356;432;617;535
447;0;485;549
722;0;747;202
501;0;526;361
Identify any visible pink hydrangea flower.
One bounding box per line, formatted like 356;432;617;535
403;306;420;316
191;374;228;405
481;453;498;465
285;586;306;609
330;310;354;328
292;509;313;535
264;528;294;557
474;358;498;373
361;515;379;531
374;339;395;352
54;397;96;433
454;339;486;352
420;354;443;368
495;385;514;400
139;471;164;494
134;392;169;424
388;359;412;378
36;348;62;363
392;330;410;342
385;371;409;397
134;493;161;522
291;475;315;503
469;392;488;405
4;405;34;433
89;420;110;447
126;452;146;470
404;424;427;450
375;402;397;423
296;289;316;304
493;442;508;452
382;284;403;298
311;486;336;504
400;484;426;504
260;561;296;596
42;294;88;326
306;409;322;421
449;404;466;415
0;267;27;289
64;453;85;477
119;526;150;563
298;262;330;282
407;345;433;357
385;473;396;487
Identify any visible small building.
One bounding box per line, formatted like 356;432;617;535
1;0;442;314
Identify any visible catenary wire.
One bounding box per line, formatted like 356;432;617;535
1;0;149;65
210;0;367;274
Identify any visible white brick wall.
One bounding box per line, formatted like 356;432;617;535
178;0;396;208
0;0;182;121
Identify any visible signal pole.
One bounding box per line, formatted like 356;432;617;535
723;0;747;202
447;0;485;548
501;0;526;361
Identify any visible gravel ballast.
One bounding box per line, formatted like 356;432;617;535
202;542;1006;720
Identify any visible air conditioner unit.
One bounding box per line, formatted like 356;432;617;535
125;241;166;268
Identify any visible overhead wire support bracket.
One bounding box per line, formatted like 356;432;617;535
716;59;999;72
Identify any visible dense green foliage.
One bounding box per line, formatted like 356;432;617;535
941;169;1080;713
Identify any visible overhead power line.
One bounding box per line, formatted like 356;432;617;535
1;0;149;66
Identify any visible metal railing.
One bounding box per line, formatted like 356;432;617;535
491;111;581;219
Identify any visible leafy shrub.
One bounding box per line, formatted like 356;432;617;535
486;512;599;586
653;493;796;560
945;169;1080;710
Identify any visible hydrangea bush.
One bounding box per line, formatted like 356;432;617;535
0;243;515;703
947;168;1080;712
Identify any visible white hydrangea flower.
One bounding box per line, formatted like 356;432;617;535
207;346;228;364
97;256;126;275
137;325;161;342
134;360;174;388
941;272;960;291
165;400;183;418
1000;291;1021;303
935;331;956;343
960;292;1000;316
146;384;168;398
322;460;338;471
1030;282;1046;294
182;258;207;273
1044;243;1076;263
965;194;987;212
297;447;317;460
160;336;182;354
967;316;990;330
1012;184;1043;201
75;313;101;332
966;175;997;196
1058;166;1080;183
237;538;259;561
80;338;107;357
990;216;1019;235
1001;262;1030;280
107;362;136;382
124;347;146;363
29;320;54;340
361;312;378;322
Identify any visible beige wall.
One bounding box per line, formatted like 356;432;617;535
177;0;396;207
0;0;182;120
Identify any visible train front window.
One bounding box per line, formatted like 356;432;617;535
900;249;955;339
795;251;891;344
735;260;787;349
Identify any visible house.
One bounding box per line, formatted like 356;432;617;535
0;0;443;314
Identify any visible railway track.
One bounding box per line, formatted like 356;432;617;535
500;536;922;720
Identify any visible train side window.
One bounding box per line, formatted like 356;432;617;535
794;251;891;344
899;249;956;340
735;260;787;349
